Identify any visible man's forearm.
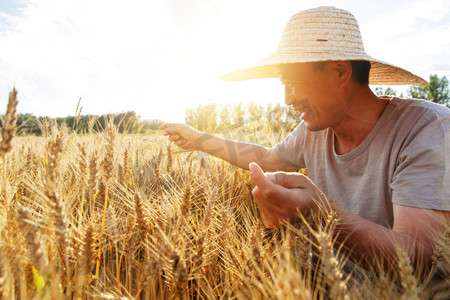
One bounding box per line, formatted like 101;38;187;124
330;204;434;273
195;133;268;170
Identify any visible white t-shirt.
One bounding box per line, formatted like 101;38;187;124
275;97;450;228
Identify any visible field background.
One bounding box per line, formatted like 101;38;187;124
0;118;449;299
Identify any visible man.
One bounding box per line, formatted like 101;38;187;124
160;6;449;274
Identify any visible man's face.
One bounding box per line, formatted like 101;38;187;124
280;62;347;131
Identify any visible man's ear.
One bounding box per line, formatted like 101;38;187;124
333;61;352;86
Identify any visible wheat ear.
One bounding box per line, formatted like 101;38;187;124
17;206;48;276
0;87;18;203
88;150;98;214
45;133;71;292
95;119;116;279
397;249;420;300
315;231;348;300
77;142;88;226
74;224;96;298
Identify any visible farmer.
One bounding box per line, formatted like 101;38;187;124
160;6;450;273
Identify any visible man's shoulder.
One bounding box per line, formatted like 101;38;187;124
374;97;450;147
388;97;450;119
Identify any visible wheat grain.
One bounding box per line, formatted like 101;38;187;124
0;87;18;157
88;150;98;212
102;121;115;181
16;206;48;276
316;230;348;300
77;142;88;184
166;144;172;174
397;249;420;300
123;147;132;186
1;88;18;203
74;224;96;298
135;193;150;238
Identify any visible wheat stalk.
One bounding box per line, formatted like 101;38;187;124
95;119;116;279
44;132;71;293
74;224;96;298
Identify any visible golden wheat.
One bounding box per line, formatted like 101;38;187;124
0;96;448;298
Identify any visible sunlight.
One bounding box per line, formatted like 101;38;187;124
0;0;448;122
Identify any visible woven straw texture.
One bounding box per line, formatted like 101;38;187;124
221;6;427;86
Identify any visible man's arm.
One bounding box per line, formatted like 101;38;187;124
332;204;449;272
160;123;298;172
249;162;450;272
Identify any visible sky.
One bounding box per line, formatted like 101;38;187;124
0;0;449;123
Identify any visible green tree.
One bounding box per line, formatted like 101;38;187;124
15;113;39;134
408;74;450;107
114;111;137;133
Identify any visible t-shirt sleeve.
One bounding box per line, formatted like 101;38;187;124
391;113;450;211
274;122;307;169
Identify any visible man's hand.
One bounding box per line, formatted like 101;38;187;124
159;123;203;150
249;162;329;228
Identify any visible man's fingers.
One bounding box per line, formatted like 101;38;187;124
175;139;187;147
160;123;184;134
249;162;276;196
250;162;307;191
251;185;262;199
269;172;309;189
168;134;181;141
252;186;288;228
249;162;292;202
160;123;178;129
163;126;179;135
159;123;173;130
250;162;308;190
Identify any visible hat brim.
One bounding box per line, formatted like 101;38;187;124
221;53;427;86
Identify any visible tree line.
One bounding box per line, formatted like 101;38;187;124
1;111;165;135
374;74;449;106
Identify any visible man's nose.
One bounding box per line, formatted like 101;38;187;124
284;85;295;106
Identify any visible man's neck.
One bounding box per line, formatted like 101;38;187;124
333;87;390;155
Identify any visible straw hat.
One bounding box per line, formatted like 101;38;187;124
221;6;427;86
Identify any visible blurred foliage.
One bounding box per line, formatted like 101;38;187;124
1;111;165;135
375;87;399;97
375;74;449;108
408;74;449;107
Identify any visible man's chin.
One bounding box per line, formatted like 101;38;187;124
304;121;325;132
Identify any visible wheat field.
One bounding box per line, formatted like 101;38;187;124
0;93;449;299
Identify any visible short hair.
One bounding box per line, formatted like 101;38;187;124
350;60;371;85
312;60;371;85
